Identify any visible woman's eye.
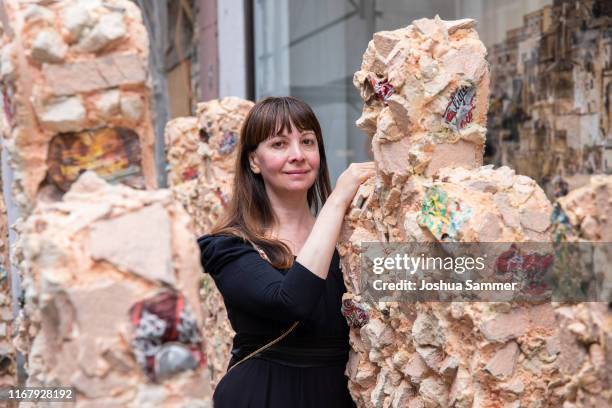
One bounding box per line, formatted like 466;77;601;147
272;141;285;148
303;138;315;145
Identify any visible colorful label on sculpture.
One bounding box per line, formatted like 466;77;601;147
218;131;237;155
181;166;199;181
551;203;576;243
341;298;369;328
418;186;473;242
444;85;476;131
47;127;143;192
129;291;206;382
369;76;395;105
494;244;554;296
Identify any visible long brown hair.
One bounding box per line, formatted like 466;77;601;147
210;96;332;268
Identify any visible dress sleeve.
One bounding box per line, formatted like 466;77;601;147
198;234;327;322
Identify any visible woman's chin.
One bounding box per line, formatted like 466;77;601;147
283;183;312;193
269;181;314;194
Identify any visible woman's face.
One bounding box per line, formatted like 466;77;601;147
249;121;320;195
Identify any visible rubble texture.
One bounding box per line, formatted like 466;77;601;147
340;17;612;408
353;16;489;178
0;166;15;387
17;172;212;407
553;175;612;242
165;97;253;387
552;174;612;301
166;97;253;234
0;0;157;214
487;0;612;195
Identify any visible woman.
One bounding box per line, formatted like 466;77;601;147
198;96;374;407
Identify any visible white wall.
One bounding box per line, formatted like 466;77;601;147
254;0;291;97
218;0;248;99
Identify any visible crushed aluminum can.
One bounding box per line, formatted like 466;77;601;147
181;166;199;182
369;76;395;105
341;298;369;328
443;85;476;131
494;244;554;296
129;290;206;381
153;342;200;381
418;186;473;242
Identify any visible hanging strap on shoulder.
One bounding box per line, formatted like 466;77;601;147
225;239;299;372
227;321;299;372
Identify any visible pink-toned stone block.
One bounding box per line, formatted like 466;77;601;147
353;15;489;178
0;0;156;214
18;172;212;406
342;16;611;408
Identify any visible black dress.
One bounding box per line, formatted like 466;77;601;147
198;234;356;408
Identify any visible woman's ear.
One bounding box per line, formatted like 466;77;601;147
249;152;261;174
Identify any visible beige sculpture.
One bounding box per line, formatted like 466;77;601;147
166;97;253;234
17;172;212;406
0;166;15;387
165;97;254;387
0;0;157;214
353;16;488;179
553;175;611;243
340;16;611;407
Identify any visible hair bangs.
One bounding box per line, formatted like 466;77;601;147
212;96;332;269
268;98;318;138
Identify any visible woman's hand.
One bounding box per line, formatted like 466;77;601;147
330;162;376;209
297;161;375;279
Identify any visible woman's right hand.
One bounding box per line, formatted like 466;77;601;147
330;162;376;209
298;162;375;279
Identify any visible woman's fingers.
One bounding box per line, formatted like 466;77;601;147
331;162;378;207
354;162;376;182
359;170;375;182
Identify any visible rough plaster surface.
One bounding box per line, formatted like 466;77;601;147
15;172;212;407
0;0;157;215
340;17;611;408
0;165;15;387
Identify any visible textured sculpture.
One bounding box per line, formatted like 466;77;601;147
552;175;611;243
0;166;15;387
352;16;488;179
0;0;157;214
340;16;611;407
18;172;212;406
166;97;253;234
165;97;253;387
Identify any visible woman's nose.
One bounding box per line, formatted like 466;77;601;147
288;142;305;162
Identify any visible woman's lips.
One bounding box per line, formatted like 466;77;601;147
284;170;309;174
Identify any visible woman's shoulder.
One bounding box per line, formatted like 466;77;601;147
197;233;246;249
197;233;255;275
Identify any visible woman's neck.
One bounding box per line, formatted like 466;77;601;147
265;189;315;251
